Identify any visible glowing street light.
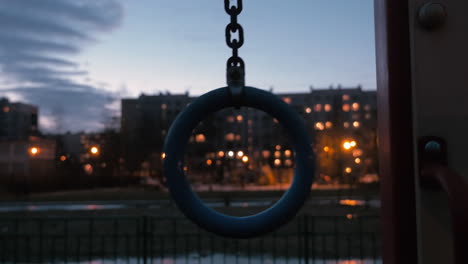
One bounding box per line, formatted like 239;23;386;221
242;156;249;163
29;147;39;156
90;146;99;155
343;142;352;150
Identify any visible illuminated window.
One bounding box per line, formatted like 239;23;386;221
345;167;352;174
195;134;206;143
237;151;244;157
242;156;249;163
323;146;330;152
275;145;281;150
353;121;360;128
352;149;363;157
343;122;350;128
364;104;371;111
206;159;213;166
227;116;235;123
262;150;270;158
314;104;322;112
342;104;350;112
305;107;312;114
274;159;281;166
228;151;235;157
365;113;372;119
285;159;293;167
352;103;360;111
284;150;292;157
161;104;167;110
236;115;243;122
355;158;361;164
342;94;350;101
83;164;93;175
283;97;292;104
324;104;332;112
225;133;235;141
60;155;67;162
274;151;281;158
315;122;325;131
218;151;225;158
325;121;333;129
2;106;9;113
235;134;241;141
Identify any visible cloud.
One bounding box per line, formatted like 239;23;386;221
0;0;123;132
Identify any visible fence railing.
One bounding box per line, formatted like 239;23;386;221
0;214;381;264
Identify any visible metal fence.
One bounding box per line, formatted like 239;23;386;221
0;214;381;264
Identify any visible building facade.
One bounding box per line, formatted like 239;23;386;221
120;87;378;184
0;98;39;141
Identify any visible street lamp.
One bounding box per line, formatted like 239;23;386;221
242;156;249;163
29;147;39;156
90;146;99;155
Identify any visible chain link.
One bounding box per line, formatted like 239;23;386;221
224;0;245;69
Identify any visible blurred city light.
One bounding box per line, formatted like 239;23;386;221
343;142;352;150
29;147;39;156
345;167;352;173
228;151;234;157
60;155;67;162
90;146;99;155
274;159;281;166
206;159;213;166
242;156;249;163
218;151;225;158
237;151;244;157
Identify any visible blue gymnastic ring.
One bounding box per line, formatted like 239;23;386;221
163;86;314;238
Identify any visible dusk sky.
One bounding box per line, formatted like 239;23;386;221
0;0;375;132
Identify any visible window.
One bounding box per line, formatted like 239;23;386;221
352;103;360;111
195;134;206;143
342;94;350;101
324;104;332;112
225;133;235;141
314;104;322;112
315;122;325;130
342;104;350;112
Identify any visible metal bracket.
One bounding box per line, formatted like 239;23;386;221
226;66;245;108
418;136;448;189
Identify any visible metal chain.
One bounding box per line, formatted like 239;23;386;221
225;0;245;72
224;0;245;103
